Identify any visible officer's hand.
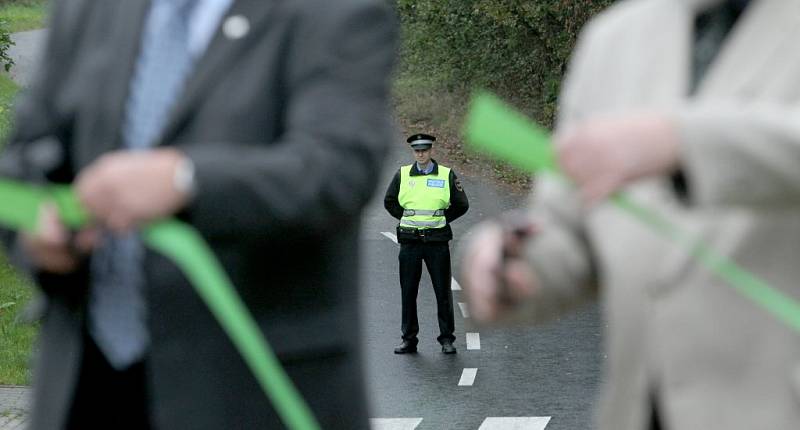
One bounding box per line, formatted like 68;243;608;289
76;148;192;233
20;203;98;274
461;213;539;322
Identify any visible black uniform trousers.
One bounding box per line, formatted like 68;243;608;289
399;241;455;345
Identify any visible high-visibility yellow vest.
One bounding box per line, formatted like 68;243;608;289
398;164;450;230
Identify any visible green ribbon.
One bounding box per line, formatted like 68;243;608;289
0;182;320;430
463;91;800;333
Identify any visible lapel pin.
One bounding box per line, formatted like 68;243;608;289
223;15;250;40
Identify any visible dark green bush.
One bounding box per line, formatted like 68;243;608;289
0;20;13;72
397;0;611;128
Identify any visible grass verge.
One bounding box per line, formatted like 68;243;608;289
392;72;533;193
0;72;17;140
0;72;36;386
0;0;48;33
0;254;37;386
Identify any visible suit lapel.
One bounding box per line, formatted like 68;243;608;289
157;0;278;145
92;0;151;157
696;0;799;97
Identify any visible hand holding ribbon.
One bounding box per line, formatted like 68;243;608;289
462;91;800;334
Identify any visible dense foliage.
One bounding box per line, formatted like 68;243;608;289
397;0;612;127
0;20;12;72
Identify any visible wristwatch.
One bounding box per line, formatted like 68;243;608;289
173;156;197;199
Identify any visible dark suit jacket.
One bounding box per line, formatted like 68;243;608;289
1;0;397;428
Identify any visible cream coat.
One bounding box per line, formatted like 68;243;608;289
519;0;800;428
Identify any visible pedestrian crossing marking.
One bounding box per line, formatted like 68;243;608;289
459;368;478;386
478;417;551;429
370;418;423;430
381;231;398;244
452;278;462;290
466;332;481;350
458;302;470;318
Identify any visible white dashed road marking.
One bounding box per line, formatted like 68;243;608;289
451;278;462;291
369;418;423;430
478;417;552;430
466;332;481;350
458;302;470;318
458;368;478;386
381;232;399;244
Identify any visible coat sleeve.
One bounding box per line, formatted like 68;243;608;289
501;19;602;324
0;0;92;301
182;0;398;241
1;0;87;182
445;170;468;223
383;170;403;220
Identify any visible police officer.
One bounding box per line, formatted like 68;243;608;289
384;133;469;354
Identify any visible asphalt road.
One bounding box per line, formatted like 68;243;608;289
7;30;46;87
360;142;603;429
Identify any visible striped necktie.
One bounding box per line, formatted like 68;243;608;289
88;0;198;369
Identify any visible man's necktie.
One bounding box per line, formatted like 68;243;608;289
88;0;198;369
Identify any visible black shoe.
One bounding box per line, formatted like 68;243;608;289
394;340;418;354
441;341;456;354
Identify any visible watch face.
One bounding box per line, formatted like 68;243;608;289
173;158;196;195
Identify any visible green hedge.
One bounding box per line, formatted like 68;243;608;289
397;0;611;128
0;20;12;72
